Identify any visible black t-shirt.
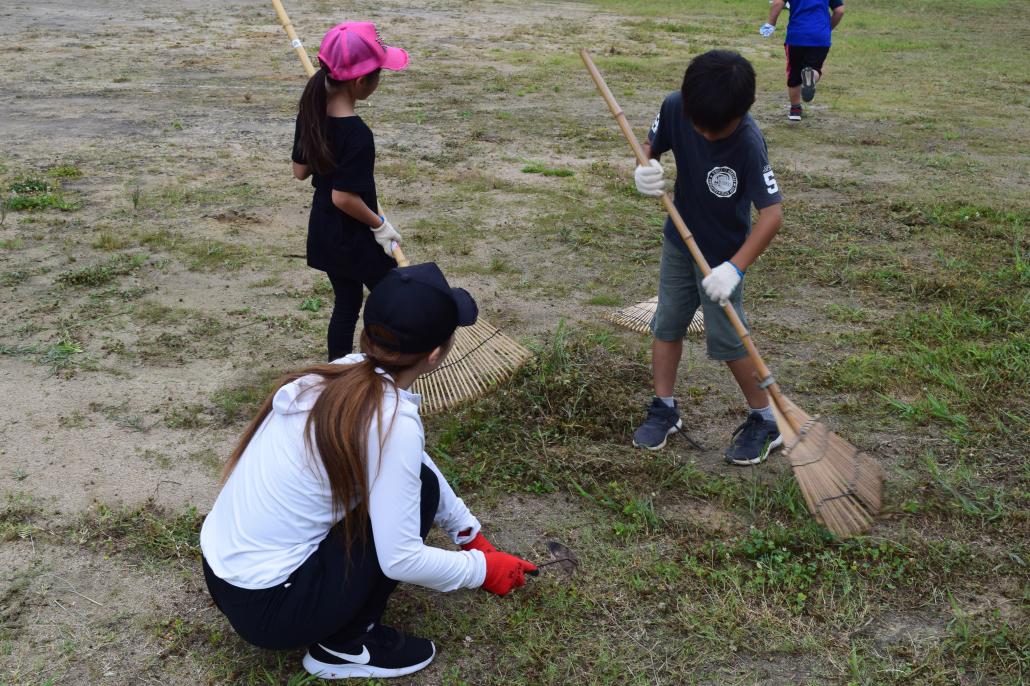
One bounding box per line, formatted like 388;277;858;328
292;115;384;275
648;92;782;265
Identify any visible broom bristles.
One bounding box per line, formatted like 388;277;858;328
606;297;704;336
775;396;883;537
411;320;532;415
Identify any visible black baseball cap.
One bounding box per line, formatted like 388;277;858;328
363;262;478;353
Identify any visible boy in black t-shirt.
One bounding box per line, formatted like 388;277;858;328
632;50;785;465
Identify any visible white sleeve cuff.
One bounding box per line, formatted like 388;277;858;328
449;516;481;547
466;548;487;589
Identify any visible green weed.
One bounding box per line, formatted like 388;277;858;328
299;297;322;313
56;253;147;288
521;162;575;177
4;177;77;211
46;165;82;179
73;500;202;565
0;492;40;542
211;369;285;425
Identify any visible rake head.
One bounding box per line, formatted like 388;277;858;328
605;297;704;337
772;394;883;537
411;320;532;415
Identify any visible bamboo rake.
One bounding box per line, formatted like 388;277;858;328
605;297;704;337
581;50;882;537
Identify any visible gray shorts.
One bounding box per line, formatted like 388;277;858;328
651;238;749;361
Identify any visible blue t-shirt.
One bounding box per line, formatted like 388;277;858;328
786;0;844;47
648;93;782;265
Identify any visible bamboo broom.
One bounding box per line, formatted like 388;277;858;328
271;1;533;414
580;50;882;537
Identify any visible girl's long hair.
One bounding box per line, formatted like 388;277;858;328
297;63;341;175
221;329;429;551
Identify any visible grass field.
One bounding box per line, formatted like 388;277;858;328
0;0;1027;684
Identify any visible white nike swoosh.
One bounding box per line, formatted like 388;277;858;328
318;643;371;665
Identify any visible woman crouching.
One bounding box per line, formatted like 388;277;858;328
200;263;536;679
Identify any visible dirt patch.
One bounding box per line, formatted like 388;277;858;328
0;539;210;685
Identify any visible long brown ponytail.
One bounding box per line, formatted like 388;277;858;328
222;329;429;550
297;64;340;176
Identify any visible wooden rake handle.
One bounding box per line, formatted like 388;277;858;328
272;1;410;269
271;0;317;77
391;242;410;267
579;49;799;435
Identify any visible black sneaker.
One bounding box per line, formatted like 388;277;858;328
632;397;683;450
724;412;783;466
303;624;435;680
801;67;817;102
788;104;803;121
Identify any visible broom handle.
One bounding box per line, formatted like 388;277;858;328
272;0;317;77
580;49;799;433
273;1;410;268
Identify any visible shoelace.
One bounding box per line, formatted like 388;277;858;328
647;402;674;422
730;413;763;439
366;624;401;649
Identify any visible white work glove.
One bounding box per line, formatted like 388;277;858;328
759;23;776;37
634;159;665;197
371;215;402;255
702;261;743;304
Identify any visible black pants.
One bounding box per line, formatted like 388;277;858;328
202;464;440;651
326;264;393;362
785;44;830;86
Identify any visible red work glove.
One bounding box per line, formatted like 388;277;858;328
460;531;497;554
482;551;537;596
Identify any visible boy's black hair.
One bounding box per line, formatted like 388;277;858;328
681;50;756;132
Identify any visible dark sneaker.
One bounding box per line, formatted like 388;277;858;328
724;412;783;466
788;104;803;121
303;624;435;680
632;397;683;450
801;67;817;102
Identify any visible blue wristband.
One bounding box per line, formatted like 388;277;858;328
729;261;745;278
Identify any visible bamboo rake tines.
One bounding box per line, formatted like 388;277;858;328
606;297;704;336
411;320;532;415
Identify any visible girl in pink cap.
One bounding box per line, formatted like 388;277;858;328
291;22;410;361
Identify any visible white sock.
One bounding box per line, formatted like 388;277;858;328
659;396;676;408
752;405;774;422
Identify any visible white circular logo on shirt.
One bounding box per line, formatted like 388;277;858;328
706;166;738;198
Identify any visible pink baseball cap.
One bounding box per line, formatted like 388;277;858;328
317;22;409;81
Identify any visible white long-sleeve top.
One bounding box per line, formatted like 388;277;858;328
200;354;487;592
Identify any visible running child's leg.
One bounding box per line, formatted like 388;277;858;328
327;273;364;360
785;45;804;120
801;48;829;103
